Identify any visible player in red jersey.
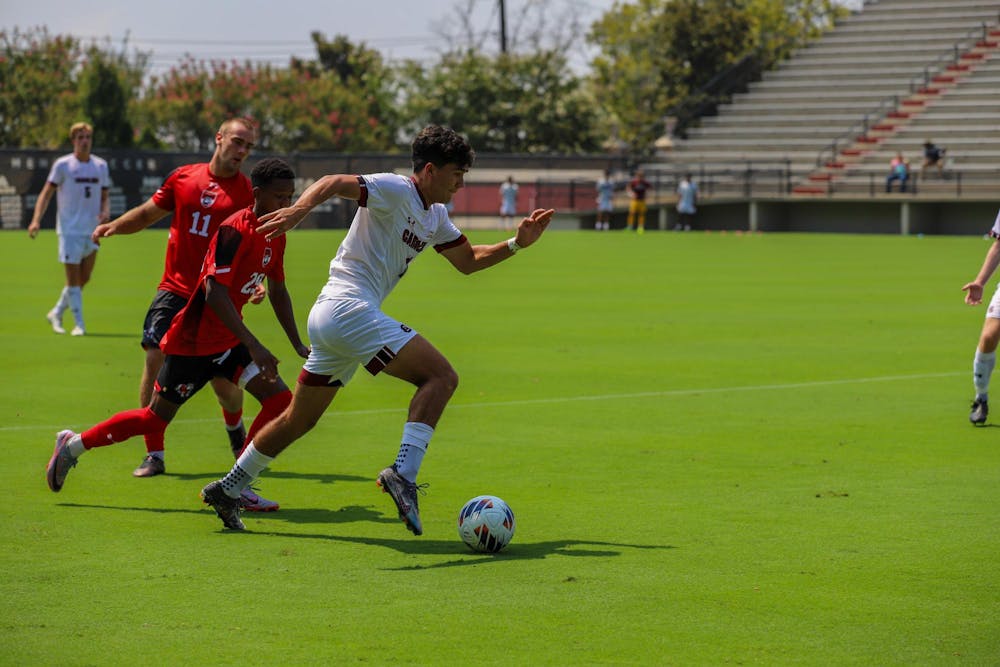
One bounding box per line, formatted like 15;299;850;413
90;119;270;497
47;158;308;505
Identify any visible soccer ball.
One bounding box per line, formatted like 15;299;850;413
457;495;515;553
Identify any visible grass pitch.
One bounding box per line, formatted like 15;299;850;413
2;227;999;665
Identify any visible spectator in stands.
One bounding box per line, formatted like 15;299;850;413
626;168;652;233
920;140;946;180
595;170;614;230
885;152;910;193
675;173;698;230
499;175;518;230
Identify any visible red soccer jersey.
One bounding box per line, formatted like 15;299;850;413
152;163;254;298
160;208;286;357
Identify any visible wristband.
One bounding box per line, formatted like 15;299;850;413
507;237;522;254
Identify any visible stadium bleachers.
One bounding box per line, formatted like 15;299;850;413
652;0;1000;200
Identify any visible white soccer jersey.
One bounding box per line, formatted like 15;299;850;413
46;153;111;236
320;173;466;306
990;209;1000;238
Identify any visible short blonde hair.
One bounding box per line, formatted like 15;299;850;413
219;117;256;137
69;122;93;140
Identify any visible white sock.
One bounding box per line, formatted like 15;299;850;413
394;422;434;483
53;287;69;316
220;442;274;498
67;286;83;328
974;350;995;400
68;434;86;458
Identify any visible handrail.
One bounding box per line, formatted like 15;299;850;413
814;13;999;169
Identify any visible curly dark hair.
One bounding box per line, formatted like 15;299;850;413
251;157;295;188
411;125;475;172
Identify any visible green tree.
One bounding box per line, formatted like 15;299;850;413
587;0;846;156
79;46;142;147
399;49;602;153
589;0;753;156
0;28;81;148
292;32;400;150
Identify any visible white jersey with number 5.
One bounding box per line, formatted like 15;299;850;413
320;173;466;306
46;153;110;236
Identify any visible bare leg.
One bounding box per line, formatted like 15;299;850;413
383;334;459;427
249;382;339;457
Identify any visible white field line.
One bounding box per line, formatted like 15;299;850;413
2;371;963;433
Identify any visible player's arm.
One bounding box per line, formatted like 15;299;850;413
256;174;361;239
99;187;111;224
441;208;555;275
266;278;310;359
92;198;171;242
963;237;1000;305
27;181;57;239
204;277;281;382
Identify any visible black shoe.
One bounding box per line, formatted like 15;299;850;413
376;465;426;536
228;424;247;458
200;481;245;530
970;398;988;425
133;454;165;477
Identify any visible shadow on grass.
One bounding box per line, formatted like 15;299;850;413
161;471;370;485
254;530;675;568
57;502;393;527
56;502;673;566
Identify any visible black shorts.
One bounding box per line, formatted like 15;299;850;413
141;290;189;349
156;345;254;405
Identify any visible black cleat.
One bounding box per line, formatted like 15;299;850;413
200;481;245;530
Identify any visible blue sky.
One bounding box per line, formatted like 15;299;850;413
5;0;618;76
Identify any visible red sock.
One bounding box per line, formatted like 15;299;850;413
241;390;292;454
223;408;243;429
80;407;169;450
144;430;165;454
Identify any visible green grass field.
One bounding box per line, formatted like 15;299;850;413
2;227;999;665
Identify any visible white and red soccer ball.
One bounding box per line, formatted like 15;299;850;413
457;495;515;553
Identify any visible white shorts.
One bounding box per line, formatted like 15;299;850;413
987;285;1000;319
58;234;99;265
302;297;418;386
500;203;516;216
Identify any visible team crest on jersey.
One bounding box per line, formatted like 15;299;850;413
262;247;272;266
200;184;219;208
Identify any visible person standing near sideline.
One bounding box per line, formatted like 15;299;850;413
595;170;614;231
676;173;698;231
88;118;275;510
499;175;519;230
626;168;651;233
28;122;111;337
200;125;554;533
962;209;1000;425
46;158;308;497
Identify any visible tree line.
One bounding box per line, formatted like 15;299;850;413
0;0;844;157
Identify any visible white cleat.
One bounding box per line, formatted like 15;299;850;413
70;326;85;337
47;310;66;334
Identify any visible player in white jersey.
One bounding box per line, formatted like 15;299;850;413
28;122;111;336
200;125;555;533
962;209;1000;424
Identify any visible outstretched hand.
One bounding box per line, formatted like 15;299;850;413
91;222;115;243
963;282;984;305
256;206;307;240
514;208;555;249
